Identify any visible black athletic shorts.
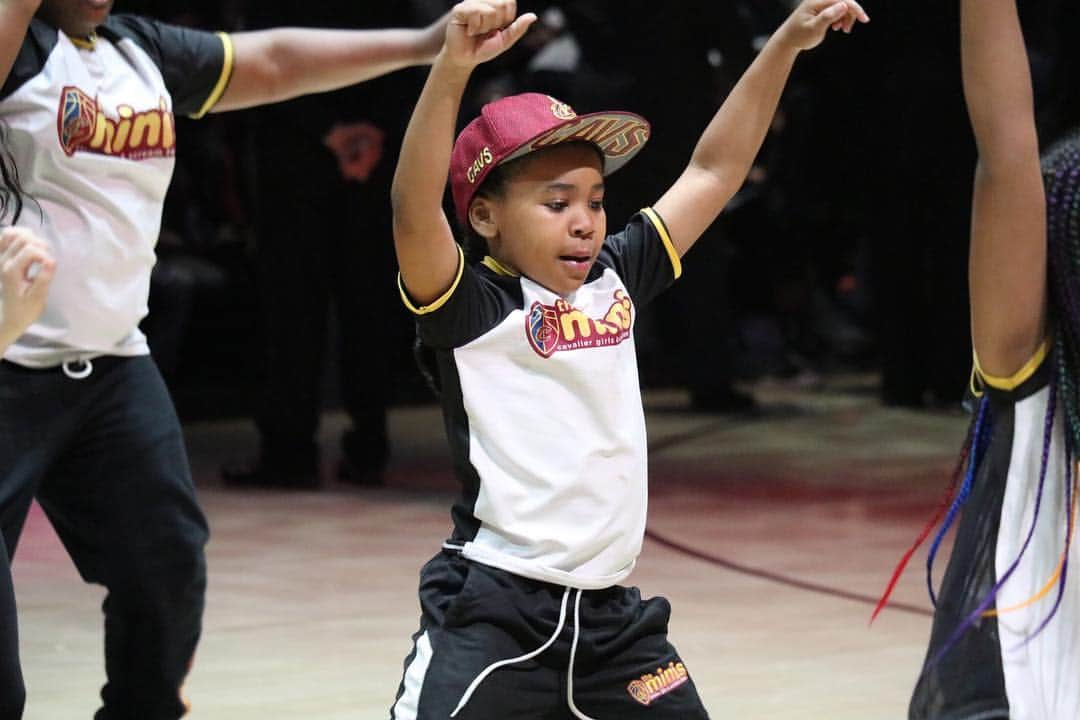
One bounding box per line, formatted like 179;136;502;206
389;548;710;719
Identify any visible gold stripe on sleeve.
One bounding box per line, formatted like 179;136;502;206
190;33;235;119
398;246;465;316
973;338;1050;391
640;207;682;280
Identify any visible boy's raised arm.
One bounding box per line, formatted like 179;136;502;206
391;1;534;306
654;0;868;258
962;0;1047;378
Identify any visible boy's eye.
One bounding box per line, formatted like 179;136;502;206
545;201;568;211
589;199;604;210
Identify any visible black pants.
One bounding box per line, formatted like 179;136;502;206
391;550;710;719
249;113;404;468
0;356;209;719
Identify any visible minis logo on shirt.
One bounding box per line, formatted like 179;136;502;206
57;86;176;159
526;290;633;358
626;660;690;706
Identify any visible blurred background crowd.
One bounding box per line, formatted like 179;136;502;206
116;0;1080;486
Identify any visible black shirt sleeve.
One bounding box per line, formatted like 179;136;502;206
1;20;59;101
402;249;524;350
596;207;681;309
100;15;232;118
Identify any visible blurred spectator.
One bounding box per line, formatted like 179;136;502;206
221;0;432;488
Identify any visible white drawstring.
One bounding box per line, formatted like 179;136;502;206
451;587;571;718
566;588;599;720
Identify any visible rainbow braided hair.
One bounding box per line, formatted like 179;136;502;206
873;130;1080;663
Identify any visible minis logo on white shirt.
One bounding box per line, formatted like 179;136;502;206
57;85;176;159
525;289;633;358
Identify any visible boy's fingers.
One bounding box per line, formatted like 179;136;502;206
502;12;537;47
494;0;515;30
811;1;847;30
846;0;870;23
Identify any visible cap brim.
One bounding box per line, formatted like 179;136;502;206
499;110;651;177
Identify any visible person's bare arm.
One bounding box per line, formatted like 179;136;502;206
962;0;1047;377
391;0;535;305
0;0;40;88
214;15;449;113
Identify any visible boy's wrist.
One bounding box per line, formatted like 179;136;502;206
433;50;478;79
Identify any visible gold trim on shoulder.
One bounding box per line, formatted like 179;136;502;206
640;207;682;280
190;33;234;119
973;338;1050;391
398;246;465;315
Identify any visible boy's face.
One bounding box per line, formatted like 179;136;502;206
474;144;606;297
38;0;113;38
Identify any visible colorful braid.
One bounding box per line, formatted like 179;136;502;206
924;397;993;609
927;373;1057;667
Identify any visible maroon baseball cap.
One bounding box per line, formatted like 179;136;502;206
450;93;651;223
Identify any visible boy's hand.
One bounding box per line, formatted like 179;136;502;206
0;227;55;338
776;0;869;52
442;0;537;69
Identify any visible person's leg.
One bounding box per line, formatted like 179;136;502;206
36;357;209;720
0;361;84;716
570;587;710;719
331;161;396;484
225;120;335;487
391;553;565;719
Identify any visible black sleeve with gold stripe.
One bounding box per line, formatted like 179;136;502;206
100;15;234;119
596;208;682;309
400;246;525;350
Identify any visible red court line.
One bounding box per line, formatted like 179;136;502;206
646;420;934;619
643;527;932;618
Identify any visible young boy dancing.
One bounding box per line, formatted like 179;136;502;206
390;1;868;717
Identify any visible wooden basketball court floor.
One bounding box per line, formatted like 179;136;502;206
13;376;970;718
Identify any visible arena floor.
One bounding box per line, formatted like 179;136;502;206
14;375;968;718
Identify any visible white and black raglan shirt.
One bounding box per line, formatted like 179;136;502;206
403;208;682;590
0;15;233;367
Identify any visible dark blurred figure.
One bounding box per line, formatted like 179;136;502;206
223;1;430;488
131;0;259;417
867;0;975;408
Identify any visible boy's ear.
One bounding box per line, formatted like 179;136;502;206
468;198;499;240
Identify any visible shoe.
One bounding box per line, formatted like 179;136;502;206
339;427;388;486
221;458;320;489
336;455;386;487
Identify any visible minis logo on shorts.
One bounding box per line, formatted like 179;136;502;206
57;85;176;159
526;290;633;358
626;660;690;707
